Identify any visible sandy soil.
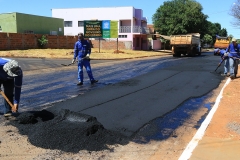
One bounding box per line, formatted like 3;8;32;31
0;49;172;59
204;75;240;140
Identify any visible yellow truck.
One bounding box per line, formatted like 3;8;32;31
170;33;201;57
214;36;230;55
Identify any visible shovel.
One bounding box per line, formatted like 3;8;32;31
0;89;17;112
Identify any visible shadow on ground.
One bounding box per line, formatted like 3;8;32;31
7;109;130;153
132;93;215;144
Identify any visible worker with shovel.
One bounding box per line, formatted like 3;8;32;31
214;48;230;77
0;58;22;117
72;33;98;85
226;38;240;79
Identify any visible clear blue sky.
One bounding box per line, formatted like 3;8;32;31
0;0;239;38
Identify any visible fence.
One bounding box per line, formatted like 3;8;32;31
0;33;132;50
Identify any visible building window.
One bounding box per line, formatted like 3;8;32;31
118;35;127;38
64;21;72;27
78;21;84;27
50;31;58;35
24;30;34;34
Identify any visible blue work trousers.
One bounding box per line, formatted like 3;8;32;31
0;79;14;114
77;59;94;82
223;58;229;74
229;58;239;76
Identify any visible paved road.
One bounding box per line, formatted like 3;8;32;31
41;53;224;136
1;53;224;137
14;58;114;71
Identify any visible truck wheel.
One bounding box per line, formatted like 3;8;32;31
189;51;196;57
173;52;181;57
172;47;181;57
197;47;201;56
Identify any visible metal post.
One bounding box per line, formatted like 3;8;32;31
117;38;118;53
99;38;100;53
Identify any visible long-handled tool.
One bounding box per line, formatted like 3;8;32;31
0;89;17;112
61;62;76;66
214;58;225;72
61;57;89;66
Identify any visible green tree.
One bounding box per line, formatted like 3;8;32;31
202;34;213;46
38;35;48;48
229;34;234;38
152;0;208;36
205;22;221;44
219;28;228;37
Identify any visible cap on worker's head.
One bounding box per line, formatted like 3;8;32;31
3;60;22;77
232;38;237;42
214;48;219;54
78;32;84;37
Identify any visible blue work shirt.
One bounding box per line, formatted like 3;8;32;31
0;58;22;104
219;49;227;57
226;43;240;58
73;39;91;60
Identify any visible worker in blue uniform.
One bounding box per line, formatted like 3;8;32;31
0;58;22;116
226;38;240;79
72;33;98;85
214;48;230;77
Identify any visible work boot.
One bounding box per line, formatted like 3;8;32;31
91;80;98;84
4;111;12;117
230;74;235;79
221;73;227;77
77;82;83;86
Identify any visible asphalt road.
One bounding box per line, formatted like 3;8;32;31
13;57;114;71
1;52;224;136
28;52;224;137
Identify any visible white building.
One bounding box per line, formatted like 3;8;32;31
51;6;150;50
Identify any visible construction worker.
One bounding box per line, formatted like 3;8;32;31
226;38;240;79
0;58;22;116
72;33;98;85
214;48;230;77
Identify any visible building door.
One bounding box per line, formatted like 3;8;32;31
136;37;140;48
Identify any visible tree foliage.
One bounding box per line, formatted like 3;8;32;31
202;34;212;45
219;28;228;37
38;35;48;48
152;0;208;37
203;22;229;45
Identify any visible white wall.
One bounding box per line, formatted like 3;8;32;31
52;7;134;36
